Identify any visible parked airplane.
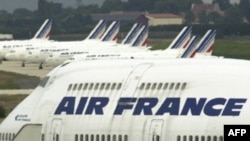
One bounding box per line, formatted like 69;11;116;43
0;58;250;141
65;26;192;62
0;19;52;61
3;19;108;68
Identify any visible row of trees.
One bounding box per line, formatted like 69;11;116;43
0;0;250;39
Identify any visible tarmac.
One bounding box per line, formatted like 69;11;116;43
0;60;54;95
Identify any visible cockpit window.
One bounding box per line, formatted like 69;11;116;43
39;76;50;87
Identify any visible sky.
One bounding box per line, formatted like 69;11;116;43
0;0;240;14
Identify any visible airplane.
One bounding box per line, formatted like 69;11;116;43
3;19;108;68
0;57;250;141
64;26;192;62
0;19;53;61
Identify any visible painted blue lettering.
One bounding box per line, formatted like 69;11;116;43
114;98;136;115
133;98;158;115
75;97;88;115
181;98;206;115
204;98;225;116
85;97;109;115
54;97;75;115
222;98;247;116
155;98;180;115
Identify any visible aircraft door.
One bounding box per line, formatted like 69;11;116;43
148;119;164;141
121;63;152;97
50;118;63;141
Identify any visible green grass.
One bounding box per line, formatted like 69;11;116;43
0;70;40;89
149;36;250;60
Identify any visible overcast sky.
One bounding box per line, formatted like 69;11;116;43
0;0;240;14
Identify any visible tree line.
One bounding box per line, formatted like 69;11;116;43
0;0;250;39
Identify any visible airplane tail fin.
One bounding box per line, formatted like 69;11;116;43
32;19;52;40
85;19;107;40
131;25;148;47
121;23;142;45
180;35;199;58
195;29;216;56
100;21;120;42
167;26;192;49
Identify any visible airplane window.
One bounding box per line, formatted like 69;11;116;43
107;135;110;141
94;83;100;90
91;134;94;141
124;135;128;141
111;83;116;90
75;134;78;141
118;135;122;141
83;83;88;90
156;135;160;141
68;84;72;91
146;83;151;90
219;136;223;141
152;83;157;90
106;83;111;90
0;133;1;141
100;83;105;90
157;83;163;90
195;136;199;141
183;135;187;141
113;135;116;141
56;134;59;141
102;135;105;141
177;135;181;141
85;135;89;141
140;83;145;90
78;84;83;90
189;135;193;141
117;83;122;90
73;84;78;91
181;83;187;90
96;135;100;141
175;83;181;90
5;133;7;140
9;133;11;141
42;134;45;141
169;83;174;90
163;83;168;90
207;136;211;141
213;136;217;141
89;83;94;90
201;136;205;141
80;135;83;141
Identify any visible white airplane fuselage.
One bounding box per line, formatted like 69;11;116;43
0;58;250;141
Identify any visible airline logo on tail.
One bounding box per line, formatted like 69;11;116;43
180;36;199;58
121;23;142;45
195;29;216;54
54;97;247;116
86;19;107;40
131;25;148;47
101;21;120;42
168;26;192;49
33;19;53;40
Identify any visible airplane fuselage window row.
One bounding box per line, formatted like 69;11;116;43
0;133;15;141
74;134;128;141
68;83;123;91
176;135;223;141
67;82;187;92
